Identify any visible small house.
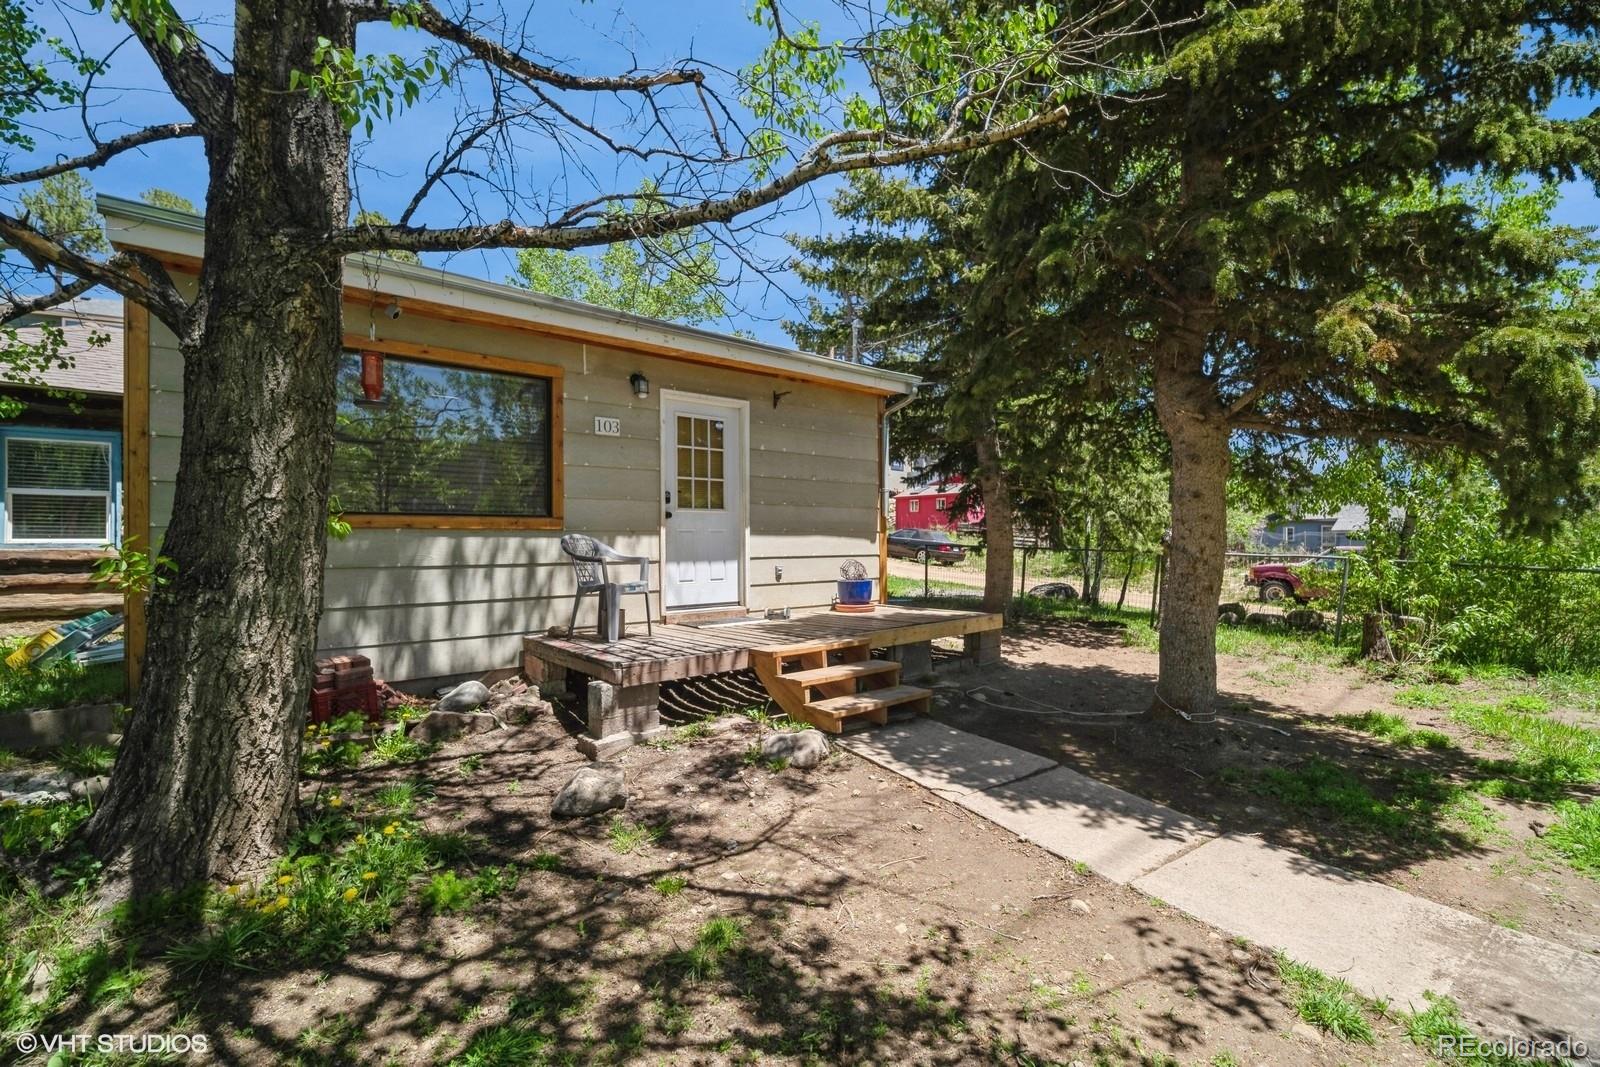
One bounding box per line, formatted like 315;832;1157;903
102;197;925;689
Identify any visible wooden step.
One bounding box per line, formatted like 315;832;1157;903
800;684;933;732
0;592;121;622
778;660;900;689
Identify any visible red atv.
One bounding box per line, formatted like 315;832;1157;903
1244;559;1335;604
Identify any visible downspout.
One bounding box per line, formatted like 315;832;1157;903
880;386;918;603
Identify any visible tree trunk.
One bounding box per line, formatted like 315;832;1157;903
83;0;352;897
974;430;1015;615
1150;352;1230;722
1361;613;1396;662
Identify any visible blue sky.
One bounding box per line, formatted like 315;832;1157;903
4;3;1597;347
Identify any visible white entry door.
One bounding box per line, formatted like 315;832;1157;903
662;393;745;610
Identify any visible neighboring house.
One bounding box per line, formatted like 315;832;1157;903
0;299;124;550
893;477;982;531
1255;505;1397;553
104;197;917;686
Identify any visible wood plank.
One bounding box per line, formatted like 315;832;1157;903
0;593;122;623
0;549;113;569
778;660;899;688
0;573;101;593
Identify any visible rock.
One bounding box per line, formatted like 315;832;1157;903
1285;608;1326;632
495;693;551;725
760;729;830;769
437;680;491;712
69;775;109;802
1245;612;1284;628
552;765;627;818
1217;602;1247;625
1068;898;1092;916
1291;1022;1324;1043
408;709;500;742
1229;948;1251;963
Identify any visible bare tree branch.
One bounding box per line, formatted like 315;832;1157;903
331;102;1080;255
0;276;98;324
397;2;707;94
123;15;231;128
0;122;202;186
0;211;188;331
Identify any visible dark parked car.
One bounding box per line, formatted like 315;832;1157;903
888;529;967;565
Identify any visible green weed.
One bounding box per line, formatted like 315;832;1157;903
54;742;116;777
607;818;664;854
673;917;745;981
0;637;125;714
1331;711;1455;750
1275;955;1376;1044
1545;798;1600;876
651;874;688;897
529;852;562;872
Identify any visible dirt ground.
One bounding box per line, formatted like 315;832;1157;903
60;711;1438;1066
933;619;1600;959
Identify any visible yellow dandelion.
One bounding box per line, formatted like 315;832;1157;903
362;871;377;881
354;834;366;845
382;824;396;835
225;884;240;895
342;887;359;902
328;795;343;807
276;874;294;886
275;895;290;909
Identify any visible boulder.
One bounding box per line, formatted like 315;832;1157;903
495;693;551;725
69;775;110;802
436;680;491;713
1217;602;1247;626
408;709;500;742
760;729;830;769
1285;608;1325;632
551;765;627;818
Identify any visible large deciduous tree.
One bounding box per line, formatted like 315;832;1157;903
991;1;1600;720
0;0;1158;896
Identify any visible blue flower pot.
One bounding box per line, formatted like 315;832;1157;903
836;579;874;604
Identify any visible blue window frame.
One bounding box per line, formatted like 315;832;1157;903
0;427;122;547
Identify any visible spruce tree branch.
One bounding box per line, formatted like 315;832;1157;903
0;123;202;186
330;103;1078;255
0;212;188;332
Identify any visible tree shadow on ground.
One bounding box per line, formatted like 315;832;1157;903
928;619;1526;879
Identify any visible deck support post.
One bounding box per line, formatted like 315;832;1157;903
577;679;665;759
963;629;1002;669
887;640;935;683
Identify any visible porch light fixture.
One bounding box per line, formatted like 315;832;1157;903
629;371;650;400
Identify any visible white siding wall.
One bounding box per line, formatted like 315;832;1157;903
145;301;884;682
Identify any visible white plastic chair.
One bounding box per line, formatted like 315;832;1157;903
559;534;654;639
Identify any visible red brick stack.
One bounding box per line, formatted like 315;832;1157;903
308;653;383;725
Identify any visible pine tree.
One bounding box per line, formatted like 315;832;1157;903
985;1;1600;718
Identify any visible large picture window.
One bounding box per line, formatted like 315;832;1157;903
332;348;556;522
2;433;117;544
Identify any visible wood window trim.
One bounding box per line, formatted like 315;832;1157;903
337;334;565;530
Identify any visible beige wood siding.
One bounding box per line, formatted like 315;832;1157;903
144;296;886;683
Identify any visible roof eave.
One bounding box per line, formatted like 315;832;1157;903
97;195;918;397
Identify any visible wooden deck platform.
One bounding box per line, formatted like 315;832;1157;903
521;605;1001;687
521;605;1003;757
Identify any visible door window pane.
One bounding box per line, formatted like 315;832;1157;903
674;413;729;512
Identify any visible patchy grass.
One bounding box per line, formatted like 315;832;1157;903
1236;758;1500;845
52;741;117;777
1331;711;1456;750
650;874;687;897
1399;992;1547;1065
1274;955;1376;1044
1545;799;1600;877
0;638;125;714
606;817;664;855
669;917;745;982
0;797;93;856
1447;701;1600;786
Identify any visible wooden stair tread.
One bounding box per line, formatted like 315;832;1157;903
805;684;933;718
779;660;900;687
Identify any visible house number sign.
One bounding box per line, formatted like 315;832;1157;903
593;416;622;436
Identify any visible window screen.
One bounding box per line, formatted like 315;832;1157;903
331;351;554;517
5;438;113;542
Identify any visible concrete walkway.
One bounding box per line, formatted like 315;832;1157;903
840;719;1600;1057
